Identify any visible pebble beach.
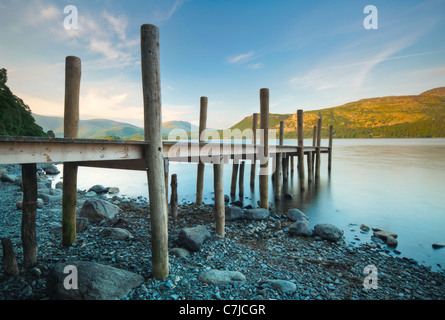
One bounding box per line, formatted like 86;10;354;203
1;164;444;301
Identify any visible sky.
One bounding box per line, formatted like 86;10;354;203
0;0;444;129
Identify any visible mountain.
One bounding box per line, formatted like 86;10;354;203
229;87;445;139
32;114;199;140
0;68;46;137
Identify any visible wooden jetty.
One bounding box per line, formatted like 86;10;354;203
0;24;332;279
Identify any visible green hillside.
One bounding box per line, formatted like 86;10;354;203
0;68;46;137
230;87;445;139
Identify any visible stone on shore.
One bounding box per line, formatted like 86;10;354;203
99;227;133;241
198;269;246;285
244;208;269;220
178;225;210;252
313;223;343;242
372;228;398;247
432;242;445;249
46;260;144;300
287;208;308;222
79;199;121;222
43;164;60;175
264;279;296;293
289;220;312;237
225;206;243;221
88;185;108;194
0;173;17;183
169;247;190;258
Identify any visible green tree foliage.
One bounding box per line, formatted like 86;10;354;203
0;68;46;137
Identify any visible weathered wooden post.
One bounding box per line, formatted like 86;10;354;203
297;109;305;190
312;125;317;173
307;148;313;183
328;125;333;174
274;121;283;200
170;174;178;219
214;155;225;237
62;56;81;246
250;113;258;187
259;88;269;210
315;117;322;180
239;160;245;198
1;238;19;275
196;96;208;205
21;164;38;267
164;158;169;208
141;24;169;279
230;161;239;198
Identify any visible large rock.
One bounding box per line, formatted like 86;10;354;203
88;185;108;194
99;227;133;241
372;229;398;247
178;225;210;252
264;279;296;293
46;260;144;300
0;173;17;183
289;220;312;237
244;208;269;220
287;209;308;222
79;199;121;222
43;164;60;175
225;206;244;221
198;269;246;285
313;223;343;242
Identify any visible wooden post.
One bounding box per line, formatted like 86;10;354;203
164;158;169;208
170;174;178;219
274;121;283;200
230;161;239;198
283;156;289;181
328;125;333;174
315;117;322;180
239;160;245;198
213;156;225;237
312;125;317;173
307;148;313;183
141;24;169;279
250;113;258;187
259;88;269;210
290;156;294;173
1;238;19;276
62;56;81;246
22;163;38;267
297;109;305;190
196;96;208;205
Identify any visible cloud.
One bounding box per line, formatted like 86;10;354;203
228;51;254;64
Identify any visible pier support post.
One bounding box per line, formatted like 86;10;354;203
21;163;37;267
239;160;245;199
312;125;317;174
141;24;169;279
214;156;225;237
297;109;305;190
274;121;283;200
328;125;333;174
250;113;258;188
315;118;322;180
259;88;269;210
1;238;19;275
62;56;81;246
170;174;178;219
230;161;239;198
196;96;208;205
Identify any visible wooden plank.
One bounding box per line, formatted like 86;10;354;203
141;23;169;279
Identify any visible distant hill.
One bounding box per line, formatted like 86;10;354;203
0;68;46;137
229;87;445;139
33;114;199;140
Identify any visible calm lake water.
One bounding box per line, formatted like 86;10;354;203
50;139;445;271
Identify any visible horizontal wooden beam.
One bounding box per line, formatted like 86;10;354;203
0;136;330;168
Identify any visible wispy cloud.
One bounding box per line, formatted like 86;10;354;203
228;51;255;64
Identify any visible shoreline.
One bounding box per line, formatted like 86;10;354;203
0;164;444;300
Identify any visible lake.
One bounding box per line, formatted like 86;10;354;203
48;138;445;271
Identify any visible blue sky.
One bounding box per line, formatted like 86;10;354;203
1;0;444;129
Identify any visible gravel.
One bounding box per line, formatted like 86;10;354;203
1;164;445;300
